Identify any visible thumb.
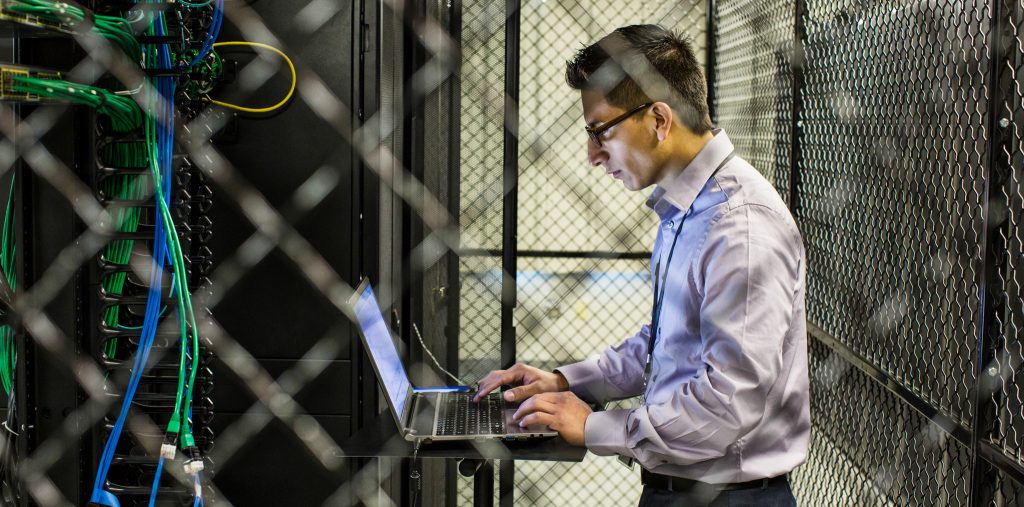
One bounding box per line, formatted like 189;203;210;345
503;384;539;402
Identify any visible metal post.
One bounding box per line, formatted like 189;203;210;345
446;0;464;502
473;461;495;507
969;0;1008;504
446;0;464;383
498;459;514;507
788;0;805;215
501;0;520;372
500;0;520;504
705;0;717;122
12;101;29;507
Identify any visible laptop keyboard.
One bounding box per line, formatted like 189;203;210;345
436;392;506;436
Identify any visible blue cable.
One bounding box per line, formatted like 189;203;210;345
95;0;212;501
148;456;164;507
90;177;166;507
93;136;168;504
187;0;223;67
91;11;177;506
192;470;204;507
145;21;186;506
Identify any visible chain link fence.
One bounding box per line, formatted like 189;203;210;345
0;0;1021;504
0;0;389;504
792;340;974;506
456;0;706;504
716;0;1024;505
988;0;1024;491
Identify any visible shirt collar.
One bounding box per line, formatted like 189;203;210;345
645;128;734;219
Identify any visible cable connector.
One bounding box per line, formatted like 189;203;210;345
183;447;204;475
161;433;179;460
160;443;176;460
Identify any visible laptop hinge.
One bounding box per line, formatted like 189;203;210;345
402;389;417;434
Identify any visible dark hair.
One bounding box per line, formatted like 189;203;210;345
565;24;713;134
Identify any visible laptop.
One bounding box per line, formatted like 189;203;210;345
350;279;558;442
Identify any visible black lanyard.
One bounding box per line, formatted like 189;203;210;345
642;152;734;402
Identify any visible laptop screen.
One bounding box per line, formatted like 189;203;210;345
353;282;411;422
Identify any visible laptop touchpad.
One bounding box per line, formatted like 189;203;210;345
502;408;552;434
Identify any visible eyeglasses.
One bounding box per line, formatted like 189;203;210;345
585;102;653;148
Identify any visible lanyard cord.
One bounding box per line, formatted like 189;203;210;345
649;222;685;354
641;152;734;403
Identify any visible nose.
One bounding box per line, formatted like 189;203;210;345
587;140;607;167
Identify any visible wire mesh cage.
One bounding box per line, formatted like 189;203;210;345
0;0;1020;505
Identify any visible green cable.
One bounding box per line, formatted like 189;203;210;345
100;172;145;358
133;26;200;448
143;99;193;442
98;140;149;357
0;175;16;395
5;8;205;454
12;77;149;359
11;76;142;132
5;0;141;63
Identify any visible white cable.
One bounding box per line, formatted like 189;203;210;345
411;322;467;386
1;421;17;437
114;82;144;96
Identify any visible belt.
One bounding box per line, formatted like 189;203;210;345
640;469;788;492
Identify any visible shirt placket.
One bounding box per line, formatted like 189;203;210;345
644;215;682;405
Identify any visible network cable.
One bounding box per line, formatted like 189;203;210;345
4;0;214;503
185;0;223;67
203;41;296;114
89;76;169;506
0;172;18;504
91;8;200;505
11;76;142;130
3;0;141;62
0;174;16;395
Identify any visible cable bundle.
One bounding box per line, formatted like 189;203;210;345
0;174;15;396
186;0;223;68
0;0;276;503
0;173;18;505
97;141;148;362
3;0;140;62
92;5;210;506
10;76;142;132
6;5;214;505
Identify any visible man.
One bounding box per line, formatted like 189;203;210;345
473;24;809;506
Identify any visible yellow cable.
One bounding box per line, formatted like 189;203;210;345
204;41;296;114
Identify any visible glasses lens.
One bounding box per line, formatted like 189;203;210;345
587;129;601;148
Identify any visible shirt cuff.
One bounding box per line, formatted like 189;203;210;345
584;408;630;457
555;359;606;402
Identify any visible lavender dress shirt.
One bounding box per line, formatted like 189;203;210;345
556;129;810;483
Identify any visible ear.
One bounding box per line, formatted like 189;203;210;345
650;102;674;141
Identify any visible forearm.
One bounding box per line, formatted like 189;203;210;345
556;325;649;403
583;370;767;468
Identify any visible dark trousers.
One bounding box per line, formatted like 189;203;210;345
637;477;796;507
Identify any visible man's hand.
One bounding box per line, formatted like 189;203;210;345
473;363;569;402
512;391;592;446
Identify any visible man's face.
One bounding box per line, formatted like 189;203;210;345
581;90;665;191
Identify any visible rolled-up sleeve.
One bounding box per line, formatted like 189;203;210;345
555;324;650;404
584;205;802;468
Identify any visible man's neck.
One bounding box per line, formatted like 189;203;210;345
656;130;716;187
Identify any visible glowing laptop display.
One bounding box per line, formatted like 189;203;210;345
353;283;411;422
